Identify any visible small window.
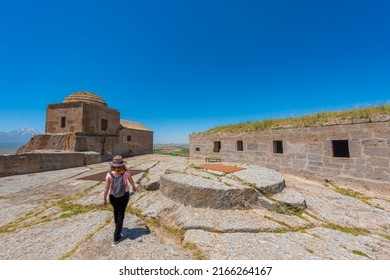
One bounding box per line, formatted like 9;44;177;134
127;135;131;142
60;117;66;128
101;119;108;131
332;140;350;158
213;141;221;153
273;140;283;154
237;140;243;151
195;147;200;151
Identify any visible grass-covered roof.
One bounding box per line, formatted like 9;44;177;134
203;104;390;134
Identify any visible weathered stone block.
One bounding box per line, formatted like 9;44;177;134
160;173;259;210
257;196;278;211
366;157;390;167
273;188;307;211
364;147;390;157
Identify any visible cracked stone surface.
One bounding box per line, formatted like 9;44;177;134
0;211;111;260
0;154;389;260
183;227;390;260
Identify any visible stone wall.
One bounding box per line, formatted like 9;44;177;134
118;128;154;156
46;102;120;135
81;103;120;135
190;119;390;193
46;102;83;133
0;152;101;177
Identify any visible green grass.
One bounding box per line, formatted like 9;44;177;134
324;181;382;208
264;215;290;228
275;204;304;217
305;248;314;254
183;242;208;260
324;224;371;236
377;233;390;240
154;148;189;157
352;250;369;258
0;181;106;233
57;202;104;219
0;209;46;233
201;104;390;134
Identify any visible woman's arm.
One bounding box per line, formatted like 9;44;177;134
103;175;110;207
127;172;137;192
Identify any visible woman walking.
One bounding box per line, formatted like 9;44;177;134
103;155;137;244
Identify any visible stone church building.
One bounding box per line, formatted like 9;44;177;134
18;91;153;160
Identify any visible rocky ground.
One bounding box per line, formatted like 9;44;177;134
0;154;389;260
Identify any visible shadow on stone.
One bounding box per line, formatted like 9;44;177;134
122;226;151;240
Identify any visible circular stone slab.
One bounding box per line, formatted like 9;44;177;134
227;166;285;194
160;173;259;209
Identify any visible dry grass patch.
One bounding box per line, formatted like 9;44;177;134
203;104;390;134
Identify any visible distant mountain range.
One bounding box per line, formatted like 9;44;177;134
0;128;41;144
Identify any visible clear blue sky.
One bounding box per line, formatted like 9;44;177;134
0;0;389;143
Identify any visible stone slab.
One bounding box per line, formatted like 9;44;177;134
284;175;390;233
227;166;286;194
0;200;43;227
131;191;179;218
184;227;390;260
160;173;259;209
0;211;111;259
132;191;312;232
272;187;307;210
70;214;191;260
0;167;90;197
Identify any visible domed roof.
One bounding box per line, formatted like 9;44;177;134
63;91;108;107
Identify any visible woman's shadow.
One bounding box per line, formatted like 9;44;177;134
120;226;151;242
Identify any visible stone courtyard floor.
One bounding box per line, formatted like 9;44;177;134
0;154;389;260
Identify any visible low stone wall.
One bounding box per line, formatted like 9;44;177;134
190;118;390;193
0;151;101;177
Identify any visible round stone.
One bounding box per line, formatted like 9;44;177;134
160;173;259;210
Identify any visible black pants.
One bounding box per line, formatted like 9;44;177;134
109;192;130;241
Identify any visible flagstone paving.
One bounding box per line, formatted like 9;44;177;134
0;154;389;260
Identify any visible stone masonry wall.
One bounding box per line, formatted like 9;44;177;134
46;102;120;135
190;119;390;193
46;103;83;133
74;135;121;161
82;103;120;135
0;152;101;177
117;128;154;156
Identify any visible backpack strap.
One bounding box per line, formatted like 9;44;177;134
109;171;124;178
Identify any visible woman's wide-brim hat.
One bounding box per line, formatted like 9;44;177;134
109;155;127;167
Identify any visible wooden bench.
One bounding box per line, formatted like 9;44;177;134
205;157;222;162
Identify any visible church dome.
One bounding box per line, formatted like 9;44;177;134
63;91;108;107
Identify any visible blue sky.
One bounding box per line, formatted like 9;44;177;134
0;0;389;143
